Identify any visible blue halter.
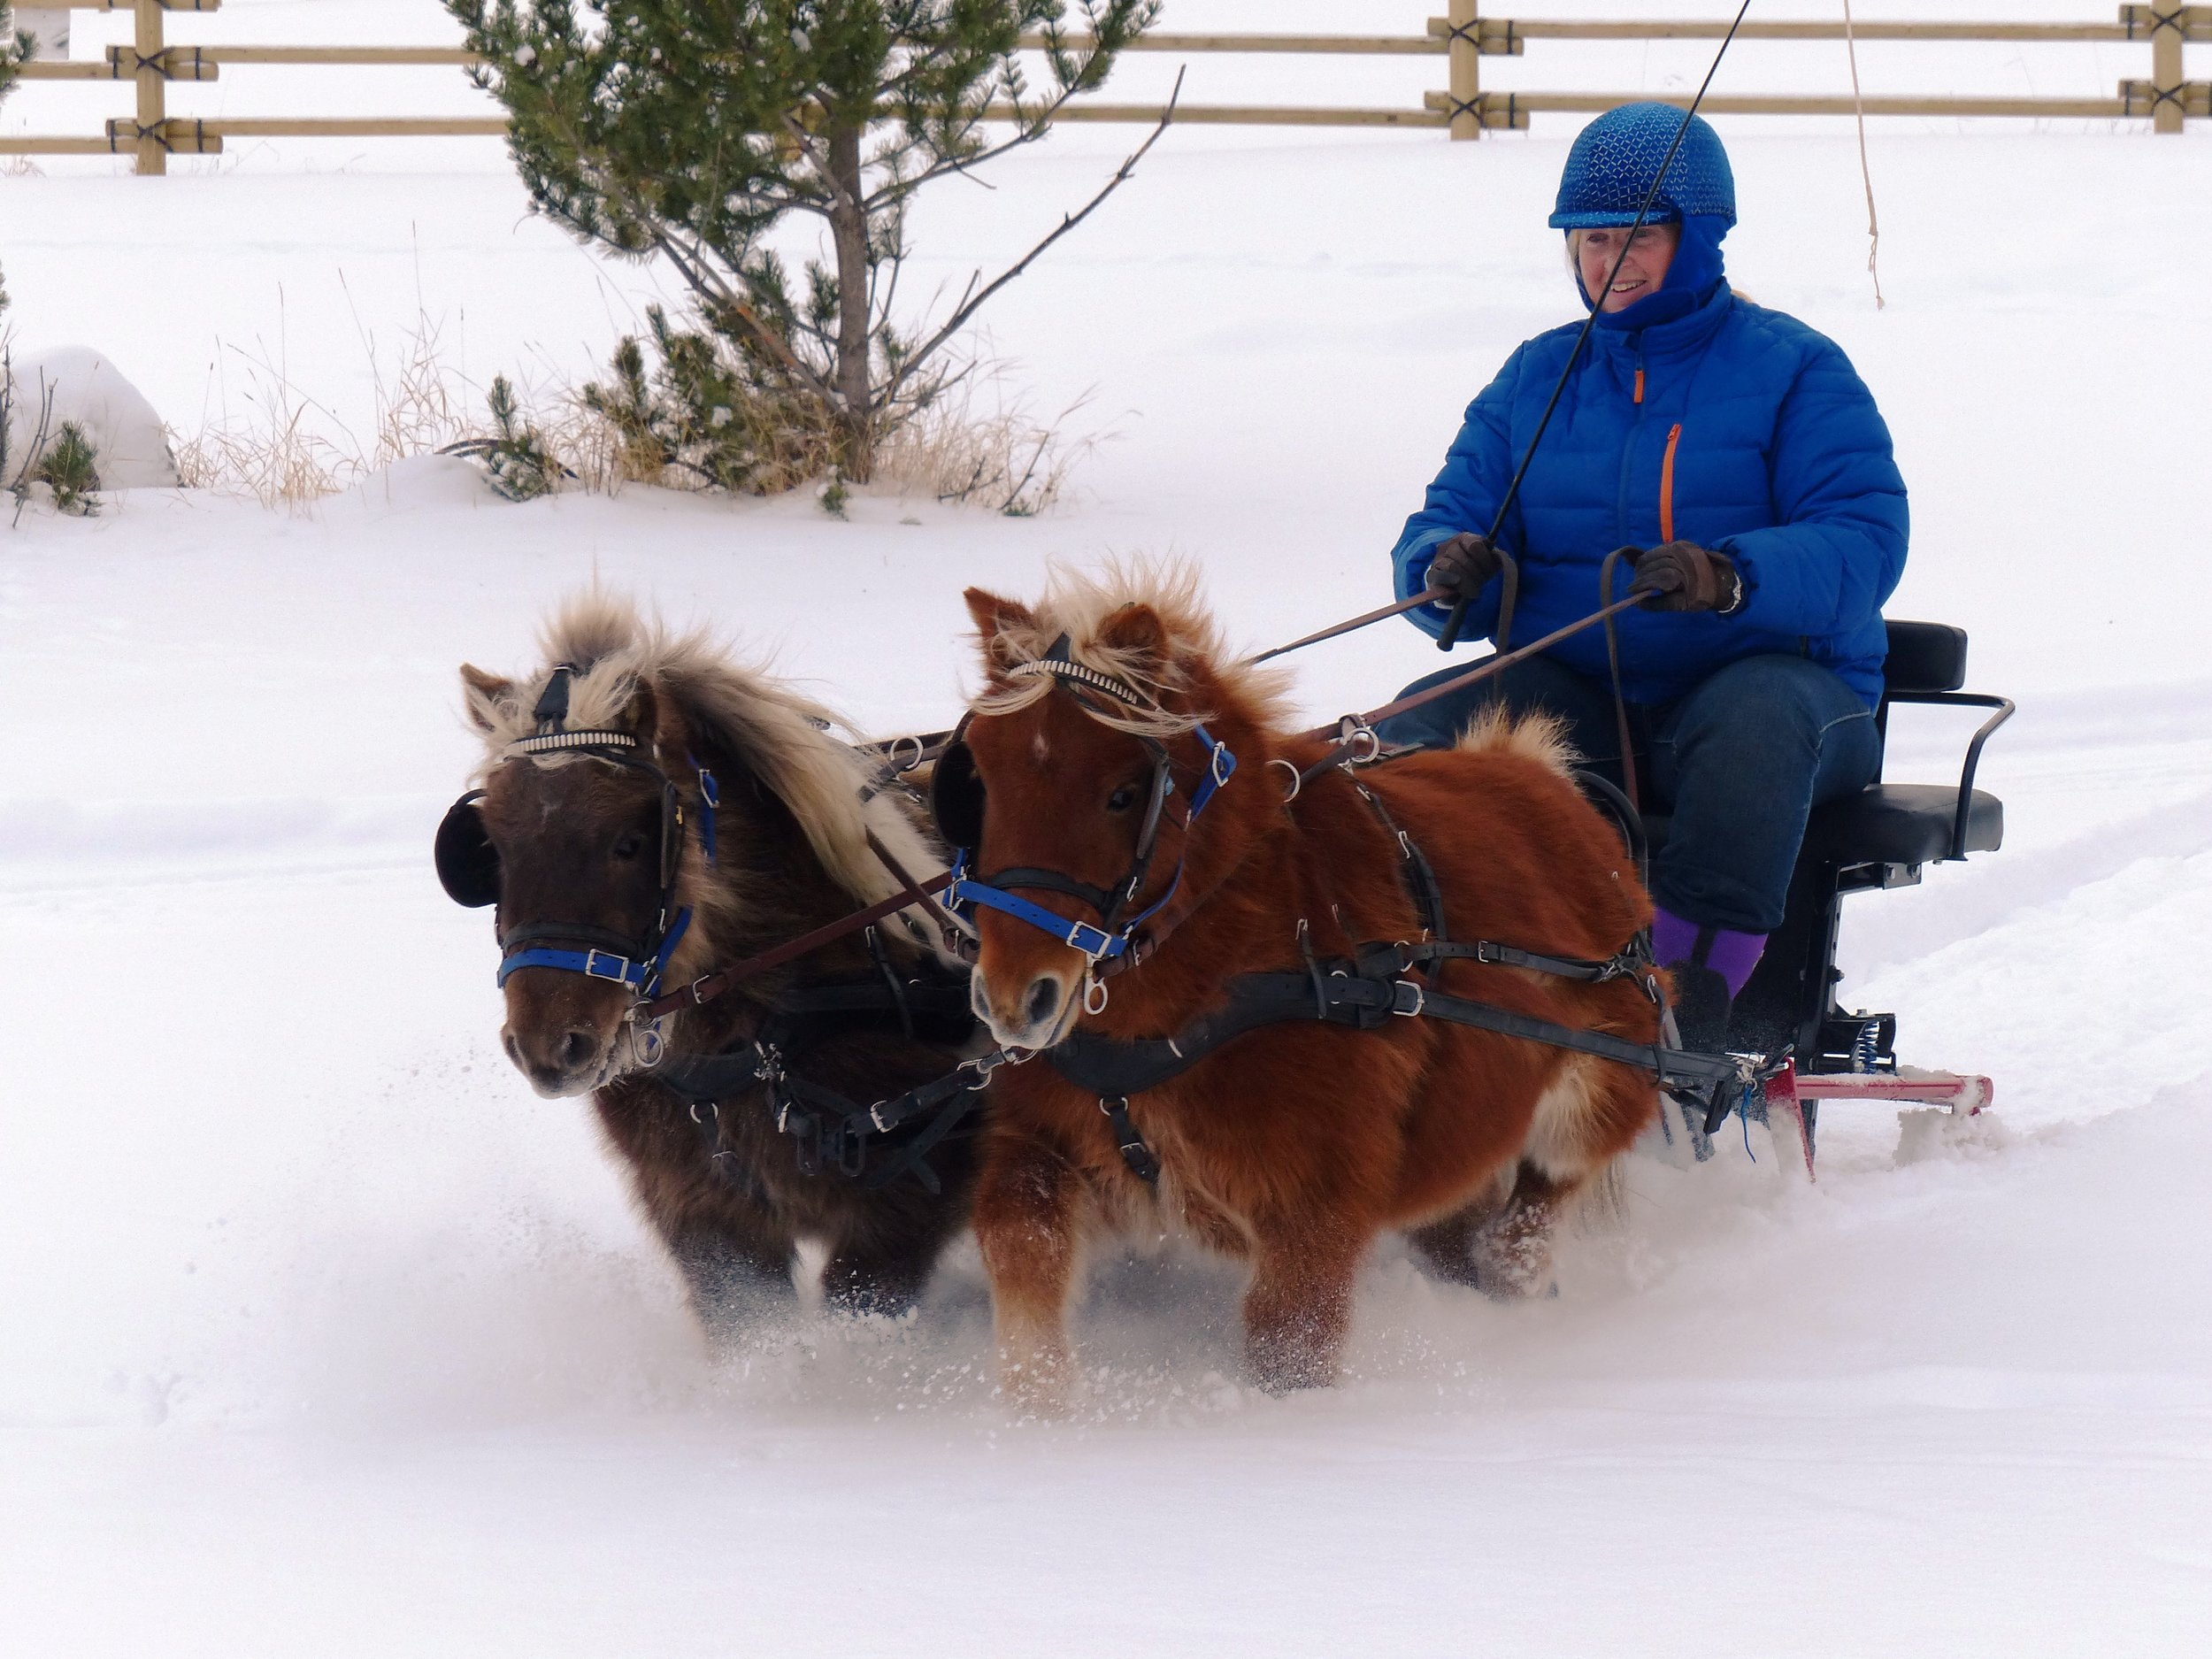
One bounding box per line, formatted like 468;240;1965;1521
477;664;720;1001
941;649;1238;966
495;906;696;994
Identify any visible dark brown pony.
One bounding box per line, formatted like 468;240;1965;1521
448;595;975;1343
954;566;1663;1405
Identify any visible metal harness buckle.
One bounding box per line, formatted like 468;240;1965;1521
1391;979;1426;1018
1064;919;1117;957
582;948;635;983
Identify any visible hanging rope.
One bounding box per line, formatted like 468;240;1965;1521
1842;0;1886;309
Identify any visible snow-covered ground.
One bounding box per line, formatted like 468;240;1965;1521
3;4;2209;1654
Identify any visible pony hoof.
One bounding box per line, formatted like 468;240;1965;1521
997;1355;1073;1417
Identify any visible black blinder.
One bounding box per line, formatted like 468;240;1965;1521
434;791;502;909
930;741;987;852
658;779;684;895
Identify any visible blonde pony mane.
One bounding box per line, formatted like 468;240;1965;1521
463;591;946;942
969;558;1294;737
1454;705;1579;780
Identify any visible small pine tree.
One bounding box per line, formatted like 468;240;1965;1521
1;5;23;326
27;420;101;516
3;4;26;453
579;304;837;495
579;334;669;483
479;374;560;501
0;8;27;99
450;0;1162;485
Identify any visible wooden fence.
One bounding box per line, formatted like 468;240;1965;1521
3;2;2207;176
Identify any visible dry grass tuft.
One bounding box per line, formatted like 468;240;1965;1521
171;310;532;510
875;369;1108;518
166;316;1102;516
168;358;354;507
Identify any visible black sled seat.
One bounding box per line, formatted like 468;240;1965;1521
1796;622;2004;872
1646;619;2014;1087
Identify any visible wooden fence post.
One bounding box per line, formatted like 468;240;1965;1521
2151;5;2185;134
134;0;166;174
1446;0;1480;140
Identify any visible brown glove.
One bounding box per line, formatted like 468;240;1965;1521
1632;541;1744;614
1427;533;1502;601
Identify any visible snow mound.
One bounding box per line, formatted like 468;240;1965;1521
3;346;180;488
340;451;500;514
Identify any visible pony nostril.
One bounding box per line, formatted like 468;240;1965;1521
556;1029;601;1072
1025;978;1061;1030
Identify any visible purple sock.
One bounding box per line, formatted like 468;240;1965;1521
1652;905;1767;999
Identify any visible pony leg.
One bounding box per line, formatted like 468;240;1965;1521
1242;1225;1367;1393
1407;1164;1517;1289
821;1209;964;1319
972;1134;1085;1412
668;1223;798;1350
1407;1209;1490;1290
1475;1054;1655;1298
1468;1161;1577;1300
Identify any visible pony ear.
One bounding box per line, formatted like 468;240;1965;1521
1095;602;1170;680
616;675;692;761
964;587;1040;674
459;664;513;733
617;677;659;738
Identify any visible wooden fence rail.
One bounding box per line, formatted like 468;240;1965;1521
2;3;2205;175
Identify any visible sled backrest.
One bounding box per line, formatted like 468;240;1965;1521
1881;620;1969;697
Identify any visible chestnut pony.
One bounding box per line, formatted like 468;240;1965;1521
954;567;1663;1403
443;594;976;1344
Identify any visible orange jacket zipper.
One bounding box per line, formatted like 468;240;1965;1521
1633;367;1646;404
1659;423;1683;543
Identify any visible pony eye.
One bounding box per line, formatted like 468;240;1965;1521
1107;783;1141;813
612;831;648;859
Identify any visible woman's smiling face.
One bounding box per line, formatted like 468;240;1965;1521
1573;222;1682;311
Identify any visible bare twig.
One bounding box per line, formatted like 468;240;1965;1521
887;67;1182;407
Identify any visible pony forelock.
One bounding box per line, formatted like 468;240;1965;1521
464;589;946;939
969;557;1293;738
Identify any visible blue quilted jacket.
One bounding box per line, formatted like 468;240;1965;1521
1391;284;1909;708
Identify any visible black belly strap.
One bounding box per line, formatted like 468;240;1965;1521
1048;949;1740;1108
642;966;982;1193
1047;968;1393;1101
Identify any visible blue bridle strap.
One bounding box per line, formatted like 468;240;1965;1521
487;738;719;999
497;907;693;994
693;758;720;866
948;858;1127;959
946;722;1238;963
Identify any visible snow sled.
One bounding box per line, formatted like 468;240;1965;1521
1653;619;2012;1175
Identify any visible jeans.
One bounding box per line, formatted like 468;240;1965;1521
1374;651;1881;933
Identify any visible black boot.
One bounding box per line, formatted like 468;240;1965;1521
1664;959;1741;1134
1664;959;1733;1056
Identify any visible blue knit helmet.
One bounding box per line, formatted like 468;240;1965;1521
1549;102;1736;229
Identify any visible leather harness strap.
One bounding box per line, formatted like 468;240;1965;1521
651;970;982;1194
1045;951;1738;1115
637;871;954;1023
